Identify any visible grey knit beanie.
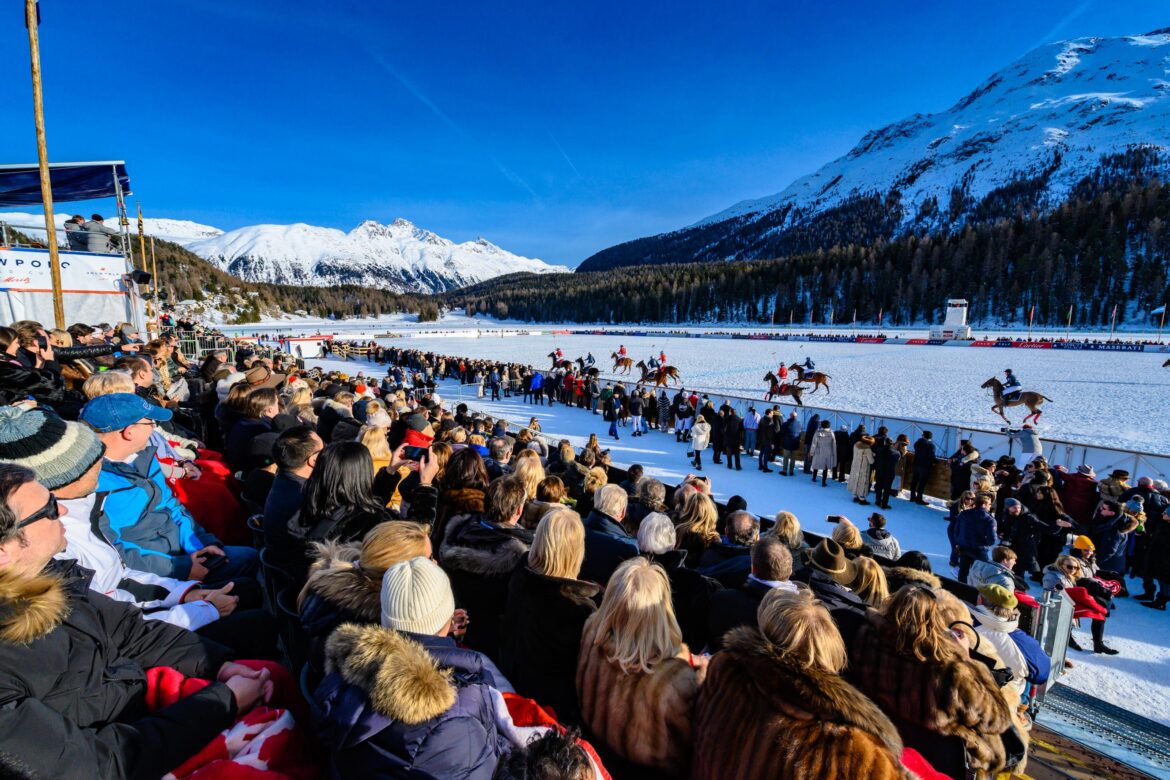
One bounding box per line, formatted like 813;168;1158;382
380;557;455;636
0;406;105;490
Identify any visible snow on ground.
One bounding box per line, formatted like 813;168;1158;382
306;351;1170;730
347;331;1169;454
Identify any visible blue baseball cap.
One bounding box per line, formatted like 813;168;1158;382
80;393;173;433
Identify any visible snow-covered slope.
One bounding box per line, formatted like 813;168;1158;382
184;218;565;293
696;31;1170;228
0;211;222;242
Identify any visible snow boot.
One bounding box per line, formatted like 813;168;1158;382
1093;642;1119;655
1141;595;1168;611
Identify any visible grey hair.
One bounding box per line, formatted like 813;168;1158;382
594;483;628;520
637;512;676;555
637;477;666;506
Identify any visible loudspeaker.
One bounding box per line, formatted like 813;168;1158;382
130;269;153;285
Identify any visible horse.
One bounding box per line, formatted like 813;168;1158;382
1164;359;1170;368
981;377;1052;425
611;351;634;374
574;357;600;377
547;352;572;370
636;360;681;387
788;363;831;394
763;371;804;406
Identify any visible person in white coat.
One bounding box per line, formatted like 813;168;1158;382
690;416;712;471
848;435;876;505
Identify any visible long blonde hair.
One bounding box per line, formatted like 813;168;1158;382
284;385;313;410
528;508;584;580
849;557;890;607
756;588;847;674
586;557;683;674
82;370;135;399
831;518;863;551
583;466;608;496
674;491;718;545
769;511;803;549
513;449;545;500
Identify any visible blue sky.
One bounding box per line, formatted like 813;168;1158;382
1;1;1166;266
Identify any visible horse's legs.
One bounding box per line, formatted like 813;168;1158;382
822;381;830;395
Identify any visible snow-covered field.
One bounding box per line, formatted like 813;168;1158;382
354;331;1170;455
305;351;1170;737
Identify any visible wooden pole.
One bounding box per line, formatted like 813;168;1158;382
150;235;159;331
25;0;65;328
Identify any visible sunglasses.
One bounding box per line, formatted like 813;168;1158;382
17;494;60;529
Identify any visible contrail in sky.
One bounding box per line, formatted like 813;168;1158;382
547;130;581;177
1033;0;1094;49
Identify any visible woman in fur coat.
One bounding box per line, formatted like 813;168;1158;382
694;589;911;780
848;435;876;505
576;557;705;776
848;585;1015;778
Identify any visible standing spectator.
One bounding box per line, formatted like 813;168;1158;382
779;411;802;477
63;214;87;250
847;434;876;505
806;420;836;487
1056;464;1099;527
833;424;852;483
1005;425;1043;466
872;436;902;509
801;413;821;474
909;430;937;504
1098;469;1129;501
1088;499;1138;582
82;214;121;253
742;406;759;456
956;494;998;582
499;508;598;725
949;440;980;500
756;408;775;472
576;557;705;776
689;414;711;471
722;407;744;470
862;512;901;560
1139;505;1170;609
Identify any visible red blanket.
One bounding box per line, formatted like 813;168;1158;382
165;449;250;545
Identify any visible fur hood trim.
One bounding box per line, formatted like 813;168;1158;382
305;544;382;622
0;567;69;644
322;399;354;418
722;626;903;755
325;623;456;724
884;566;941;589
440;487;485;515
441;513;530;576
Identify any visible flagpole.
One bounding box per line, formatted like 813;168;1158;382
25;0;65;329
1027;303;1034;341
138;203;151;335
1065;303;1073;343
1110;304;1118;340
150;236;159;332
1159;304;1166;343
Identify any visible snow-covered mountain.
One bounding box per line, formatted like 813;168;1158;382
183;218;565;293
580;30;1170;271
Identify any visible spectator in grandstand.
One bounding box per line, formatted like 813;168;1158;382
673;490;720;565
971;584;1051;703
499;508;599;726
625;476;666;533
313;557;518;779
82;214;120;253
908;430;937;504
1055;464;1099;527
1042;555;1116;654
298;521;431;673
317;390;355;442
849;585;1015;777
848;557;890;608
862;512;902;560
263;425;322;565
768;510;809;555
440;476;531;658
576;556;704;776
637;511;722;652
968;545;1021;591
0;463;274;779
698;508;758;570
790;540;868;639
223;386;279;472
292;441;399;546
431;447;489;551
580;483;637;585
63;214;87;250
707;535;796;650
81;393;258;585
492;729;594;780
1139;505;1170;609
0;406;276;658
695;588;908;780
830;516;872;558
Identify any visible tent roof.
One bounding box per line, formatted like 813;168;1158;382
0;162;130;206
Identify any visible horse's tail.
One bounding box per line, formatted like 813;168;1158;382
1041;395;1053;403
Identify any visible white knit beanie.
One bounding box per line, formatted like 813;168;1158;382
380;557;455;636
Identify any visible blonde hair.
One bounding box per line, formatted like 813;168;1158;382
756;588;847;674
359;425;392;463
48;328;72;347
586;557;683;674
849;557;890;607
769;511;803;549
879;585;964;664
528;508;585;580
583;466;608;495
82;370;136;399
429;441;452;482
284;385;313;409
831;518;863;551
288;402;318;425
513;449;545;500
674;491;718;545
299;521;430;606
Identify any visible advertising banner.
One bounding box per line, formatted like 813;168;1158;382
0;247;139;328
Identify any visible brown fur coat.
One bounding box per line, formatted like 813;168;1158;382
575;617;702;775
849;618;1013;777
693;626;911;780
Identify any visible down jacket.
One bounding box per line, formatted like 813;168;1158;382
313;624;519;780
0;560;236;780
694;626;910;780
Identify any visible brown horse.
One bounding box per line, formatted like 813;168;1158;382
611;351;634;374
636;360;681;387
981;377;1052;425
788;363;831;394
763;371;804;405
547;352;572;370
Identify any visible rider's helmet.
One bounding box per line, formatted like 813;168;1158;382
1005;368;1013;374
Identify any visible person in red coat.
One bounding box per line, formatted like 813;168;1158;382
1057;464;1099;528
